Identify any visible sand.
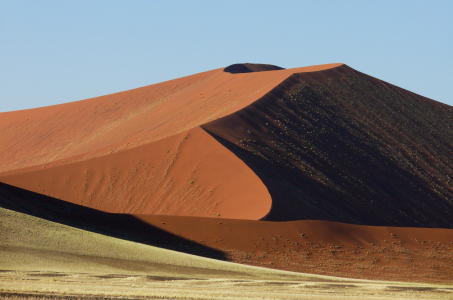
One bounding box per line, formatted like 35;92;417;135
0;127;271;218
137;215;453;284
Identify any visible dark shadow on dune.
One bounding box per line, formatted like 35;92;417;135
205;131;453;228
203;65;453;228
0;182;227;261
224;63;284;74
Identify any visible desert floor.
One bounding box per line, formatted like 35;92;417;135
1;270;453;300
2;207;453;299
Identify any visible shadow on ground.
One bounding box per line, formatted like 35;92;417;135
0;182;226;261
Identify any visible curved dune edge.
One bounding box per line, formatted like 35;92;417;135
0;63;342;172
0;126;272;219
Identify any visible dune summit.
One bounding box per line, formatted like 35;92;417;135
1;62;453;283
224;63;285;74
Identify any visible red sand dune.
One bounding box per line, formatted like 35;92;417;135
1;62;453;283
137;215;453;283
0;127;271;219
0;63;339;219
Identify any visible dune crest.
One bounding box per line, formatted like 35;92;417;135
0;63;343;220
0;63;342;172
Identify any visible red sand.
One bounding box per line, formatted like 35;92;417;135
137;215;453;284
1;62;452;283
0;127;271;219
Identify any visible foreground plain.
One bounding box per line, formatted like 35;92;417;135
2;271;453;300
1;208;453;299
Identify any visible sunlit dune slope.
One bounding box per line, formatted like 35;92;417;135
0;63;340;172
202;64;453;227
0;127;271;219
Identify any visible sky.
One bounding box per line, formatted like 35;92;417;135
1;1;452;112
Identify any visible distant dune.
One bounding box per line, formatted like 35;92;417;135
223;63;285;74
1;62;453;284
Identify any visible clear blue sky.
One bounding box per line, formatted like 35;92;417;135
1;1;452;112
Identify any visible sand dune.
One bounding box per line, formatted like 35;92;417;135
1;182;452;284
0;63;342;219
223;63;285;73
1;62;453;286
139;215;453;283
1;182;453;284
2;63;451;225
1;206;314;280
0;127;271;218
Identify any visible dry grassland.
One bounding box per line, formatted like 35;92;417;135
1;271;453;300
1;207;452;299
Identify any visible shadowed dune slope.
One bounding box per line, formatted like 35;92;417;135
0;127;271;219
0;64;339;173
202;64;453;227
0;182;226;261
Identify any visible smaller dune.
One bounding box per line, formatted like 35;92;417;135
224;63;284;74
138;215;453;284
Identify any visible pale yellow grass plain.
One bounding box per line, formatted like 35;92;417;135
1;207;452;299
